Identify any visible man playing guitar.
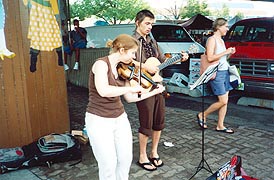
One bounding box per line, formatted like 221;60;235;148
132;9;188;171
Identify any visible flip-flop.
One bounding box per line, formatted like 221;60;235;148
136;161;157;171
215;127;234;134
196;114;208;129
149;157;164;167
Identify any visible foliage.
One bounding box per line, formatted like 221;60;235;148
179;0;210;19
235;12;244;19
162;2;182;20
69;0;90;21
213;3;230;19
70;0;149;24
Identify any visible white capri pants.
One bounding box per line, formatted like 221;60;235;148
85;112;133;180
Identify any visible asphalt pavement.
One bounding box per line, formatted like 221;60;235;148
1;84;273;180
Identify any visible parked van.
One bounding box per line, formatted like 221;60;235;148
224;17;274;98
85;24;135;48
85;24;205;77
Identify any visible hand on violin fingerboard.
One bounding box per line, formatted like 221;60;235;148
137;84;165;96
130;85;144;94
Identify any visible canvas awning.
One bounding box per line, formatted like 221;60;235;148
180;14;213;30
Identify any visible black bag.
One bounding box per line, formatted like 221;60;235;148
0;133;82;174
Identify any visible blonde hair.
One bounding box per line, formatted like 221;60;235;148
212;18;227;32
106;34;138;53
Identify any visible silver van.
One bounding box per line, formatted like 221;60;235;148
85;24;205;77
150;24;204;77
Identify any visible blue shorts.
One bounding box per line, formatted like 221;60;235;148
209;70;233;96
63;41;87;55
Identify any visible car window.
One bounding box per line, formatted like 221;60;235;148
228;25;244;41
247;26;269;41
152;25;193;42
227;21;272;42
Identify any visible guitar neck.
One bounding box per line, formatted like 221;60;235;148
158;54;183;71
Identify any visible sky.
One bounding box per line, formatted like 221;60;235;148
144;0;274;17
69;0;274;24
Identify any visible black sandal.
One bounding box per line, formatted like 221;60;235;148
136;161;157;171
196;114;208;129
215;127;234;134
149;157;164;167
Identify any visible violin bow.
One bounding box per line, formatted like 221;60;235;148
138;38;143;98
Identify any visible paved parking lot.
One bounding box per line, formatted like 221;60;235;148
1;84;273;180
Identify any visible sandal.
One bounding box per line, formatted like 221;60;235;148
149;157;164;167
215;127;234;134
196;114;208;129
136;161;157;171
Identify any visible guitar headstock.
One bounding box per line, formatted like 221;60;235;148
187;44;200;55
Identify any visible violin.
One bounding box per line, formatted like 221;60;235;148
117;62;170;98
117;62;158;91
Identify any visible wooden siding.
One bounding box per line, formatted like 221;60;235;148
66;48;109;88
0;0;69;148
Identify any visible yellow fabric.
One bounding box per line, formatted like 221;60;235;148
50;0;59;15
27;1;62;51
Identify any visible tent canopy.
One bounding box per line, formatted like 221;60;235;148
181;14;213;30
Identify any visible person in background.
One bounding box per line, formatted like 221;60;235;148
61;20;69;48
85;34;165;180
196;18;236;134
64;19;87;71
132;9;189;171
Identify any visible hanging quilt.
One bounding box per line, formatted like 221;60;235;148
24;0;62;51
23;0;63;72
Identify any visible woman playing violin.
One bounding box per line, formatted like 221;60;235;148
85;34;165;180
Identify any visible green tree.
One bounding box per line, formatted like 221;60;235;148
235;12;244;19
213;4;230;19
70;0;149;24
180;0;210;19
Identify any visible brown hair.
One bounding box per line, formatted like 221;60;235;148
135;9;154;24
212;18;227;32
106;34;138;53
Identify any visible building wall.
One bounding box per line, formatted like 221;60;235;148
0;0;70;148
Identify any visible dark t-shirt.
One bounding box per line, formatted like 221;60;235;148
70;27;87;44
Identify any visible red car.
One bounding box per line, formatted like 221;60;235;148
224;17;274;99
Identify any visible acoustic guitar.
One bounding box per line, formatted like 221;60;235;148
118;53;185;93
141;44;199;83
118;44;199;92
144;54;184;83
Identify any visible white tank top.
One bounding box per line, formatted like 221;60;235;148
214;37;229;71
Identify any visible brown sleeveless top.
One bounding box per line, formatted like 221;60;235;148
86;56;125;118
